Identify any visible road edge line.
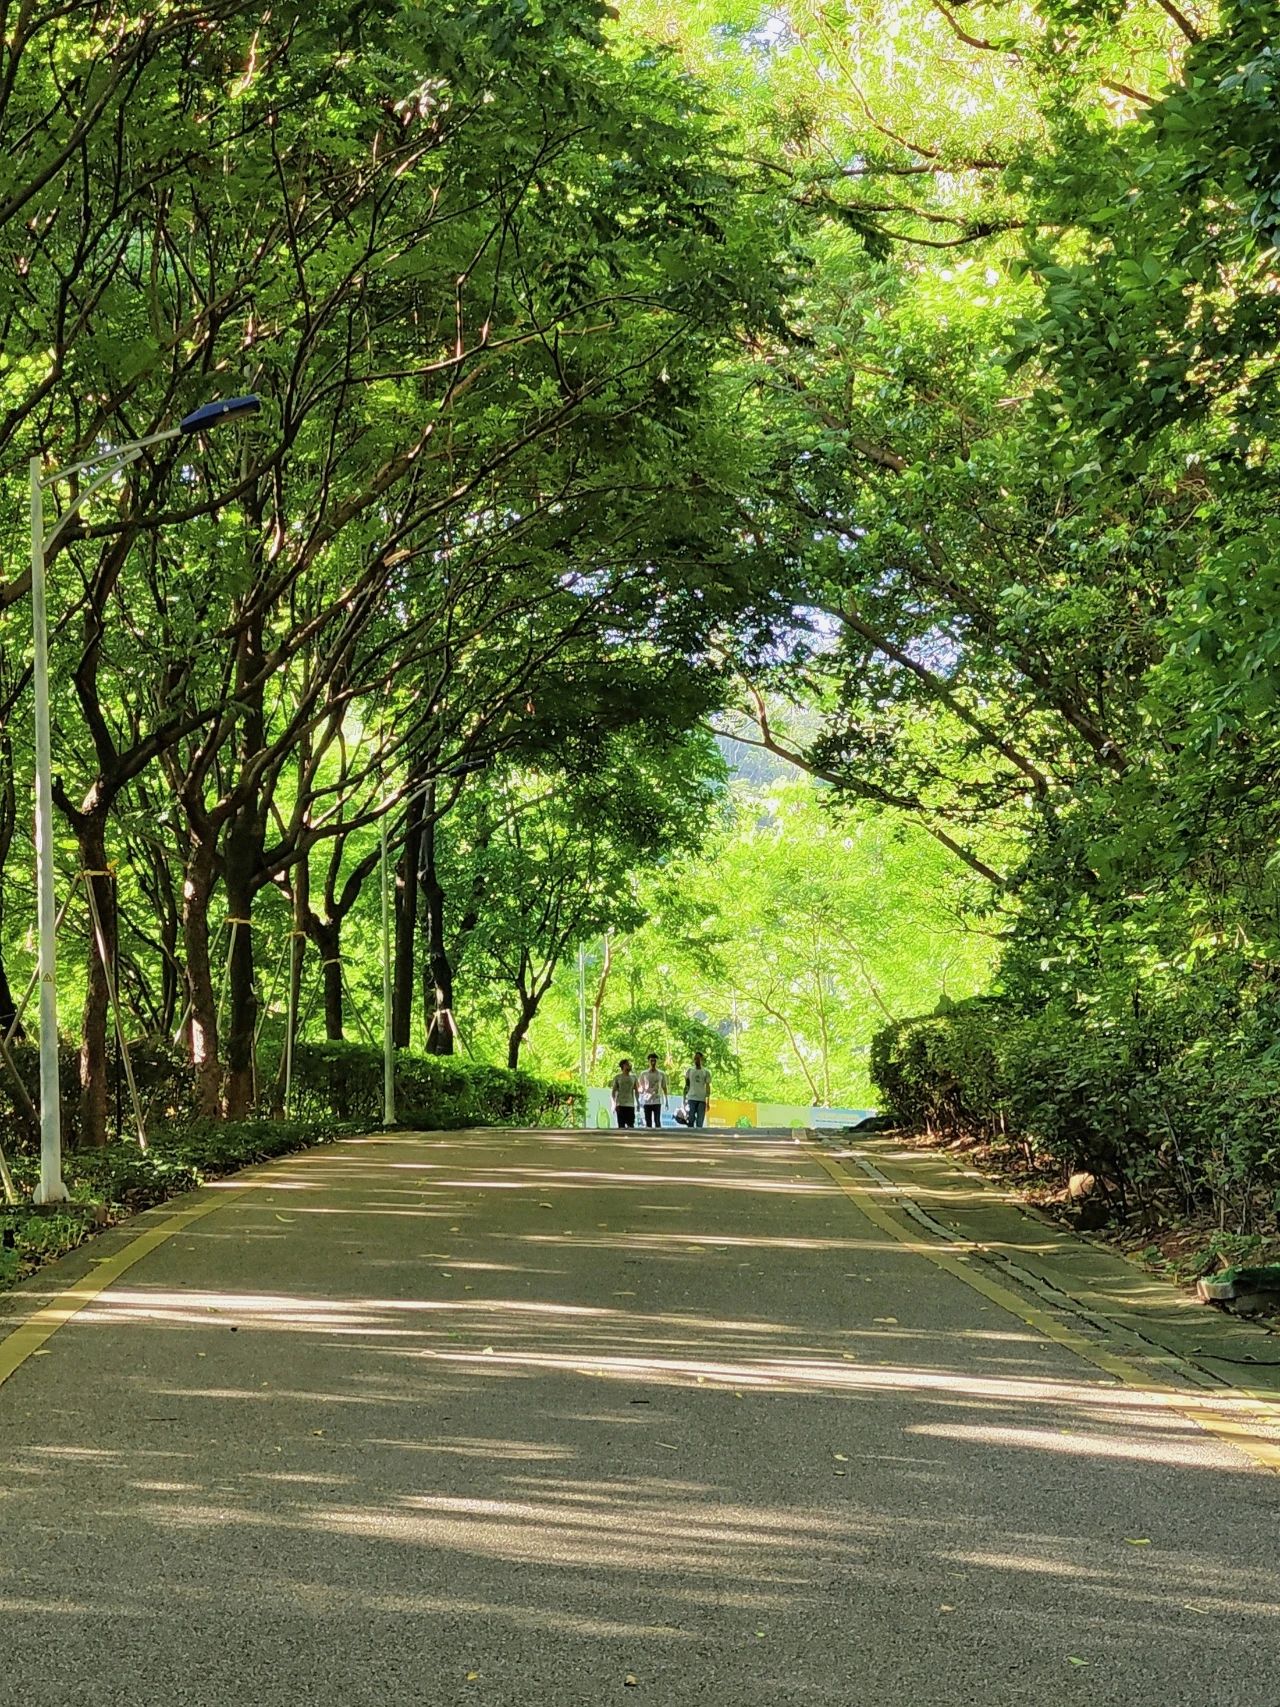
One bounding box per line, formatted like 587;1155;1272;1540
796;1134;1280;1475
0;1184;255;1393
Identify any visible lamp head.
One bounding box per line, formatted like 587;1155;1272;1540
179;395;261;434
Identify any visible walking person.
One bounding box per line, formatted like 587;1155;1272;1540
637;1052;668;1129
611;1058;639;1129
683;1052;711;1129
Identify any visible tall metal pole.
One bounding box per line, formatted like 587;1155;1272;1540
380;813;395;1127
22;402;258;1197
577;942;588;1127
30;458;67;1203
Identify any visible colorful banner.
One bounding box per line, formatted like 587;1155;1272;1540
584;1087;874;1131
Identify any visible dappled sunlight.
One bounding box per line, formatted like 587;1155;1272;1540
4;1124;1280;1696
910;1420;1249;1472
382;1170;841;1195
361;1436;576;1463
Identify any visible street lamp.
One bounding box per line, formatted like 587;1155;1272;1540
380;812;395;1129
29;395;261;1203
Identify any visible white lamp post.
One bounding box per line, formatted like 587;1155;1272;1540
29;395;261;1203
380;811;396;1128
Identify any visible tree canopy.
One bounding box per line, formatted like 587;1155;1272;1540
1;0;1276;1226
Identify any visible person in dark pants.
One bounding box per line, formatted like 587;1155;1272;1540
637;1053;668;1128
611;1059;639;1128
683;1052;711;1129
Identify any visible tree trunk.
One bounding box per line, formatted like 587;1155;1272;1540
222;813;259;1119
306;915;343;1040
0;740;23;1039
222;592;267;1120
588;933;612;1074
506;995;539;1071
77;811;113;1148
393;791;423;1048
0;950;20;1042
280;860;307;1113
420;803;455;1055
183;840;221;1118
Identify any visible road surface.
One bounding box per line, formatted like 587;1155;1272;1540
1;1127;1277;1705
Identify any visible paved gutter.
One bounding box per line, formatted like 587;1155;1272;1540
813;1134;1280;1404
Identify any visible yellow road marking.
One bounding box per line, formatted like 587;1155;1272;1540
0;1185;253;1392
800;1137;1280;1475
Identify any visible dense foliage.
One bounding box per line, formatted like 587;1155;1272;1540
523;773;998;1106
2;0;1276;1235
0;0;782;1180
642;0;1280;1229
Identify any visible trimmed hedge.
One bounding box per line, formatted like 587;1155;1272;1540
0;1038;198;1155
871;995;1280;1228
286;1040;580;1129
0;1037;578;1159
0;1042;576;1294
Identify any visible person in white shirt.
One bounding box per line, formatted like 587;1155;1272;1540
683;1053;711;1129
637;1053;669;1128
610;1059;639;1129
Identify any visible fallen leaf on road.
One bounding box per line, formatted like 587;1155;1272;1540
755;1631;766;1639
613;1290;636;1297
624;1675;638;1688
841;1353;857;1362
274;1214;294;1223
483;1346;495;1355
834;1453;848;1461
873;1317;898;1325
466;1671;479;1682
539;1202;553;1208
312;1430;324;1437
657;1442;678;1451
1182;1605;1209;1615
939;1605;954;1613
833;1469;847;1477
1067;1658;1089;1667
1124;1538;1151;1546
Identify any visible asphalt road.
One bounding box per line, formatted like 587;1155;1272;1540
1;1128;1277;1706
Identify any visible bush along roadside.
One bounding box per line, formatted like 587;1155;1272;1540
0;1117;363;1294
0;1039;580;1165
0;1048;581;1295
870;994;1280;1240
284;1040;581;1130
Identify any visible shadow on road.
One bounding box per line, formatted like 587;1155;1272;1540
1;1129;1276;1704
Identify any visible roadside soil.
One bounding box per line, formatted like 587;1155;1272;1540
895;1127;1280;1322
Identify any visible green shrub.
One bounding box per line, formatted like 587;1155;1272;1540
0;1115;361;1290
0;1038;197;1158
285;1040;579;1130
871;989;1280;1227
870;997;1012;1139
